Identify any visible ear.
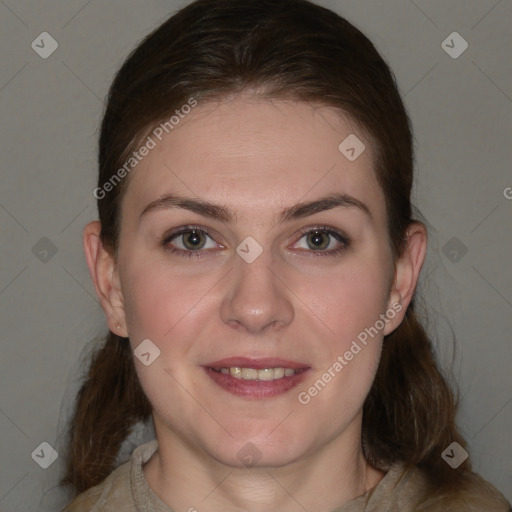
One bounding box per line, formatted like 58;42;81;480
383;222;427;336
83;221;128;337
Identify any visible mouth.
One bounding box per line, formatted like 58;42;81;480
211;366;306;380
203;357;310;398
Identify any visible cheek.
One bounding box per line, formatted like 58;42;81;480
119;258;216;419
121;255;224;357
297;254;391;350
292;247;391;409
293;264;388;436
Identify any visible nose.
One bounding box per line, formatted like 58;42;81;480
219;250;294;334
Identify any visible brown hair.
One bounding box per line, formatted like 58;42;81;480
61;0;471;498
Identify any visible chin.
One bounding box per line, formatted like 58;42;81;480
205;428;311;470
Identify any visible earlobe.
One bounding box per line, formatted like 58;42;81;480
384;222;427;336
82;221;128;337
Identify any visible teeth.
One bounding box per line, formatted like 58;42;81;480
241;368;258;380
230;367;242;378
273;367;285;379
221;367;298;380
257;368;274;381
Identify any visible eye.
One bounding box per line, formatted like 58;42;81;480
162;225;348;258
162;226;220;257
292;227;349;256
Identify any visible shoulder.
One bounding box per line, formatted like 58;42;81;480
418;472;511;512
62;439;159;512
393;465;511;512
62;461;133;512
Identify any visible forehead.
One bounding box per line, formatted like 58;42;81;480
121;97;386;223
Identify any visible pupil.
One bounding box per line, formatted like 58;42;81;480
308;231;327;250
184;230;204;249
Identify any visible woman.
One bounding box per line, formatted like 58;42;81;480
60;0;511;510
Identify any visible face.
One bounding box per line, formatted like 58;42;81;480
114;97;401;468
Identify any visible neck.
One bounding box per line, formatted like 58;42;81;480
143;416;385;512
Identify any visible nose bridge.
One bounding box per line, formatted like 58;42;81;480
219;245;294;333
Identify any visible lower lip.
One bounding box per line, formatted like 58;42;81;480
204;367;310;398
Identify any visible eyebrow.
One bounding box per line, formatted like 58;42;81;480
139;193;371;224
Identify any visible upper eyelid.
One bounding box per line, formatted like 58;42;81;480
163;225;218;243
295;225;348;238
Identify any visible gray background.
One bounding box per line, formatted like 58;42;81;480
0;0;510;510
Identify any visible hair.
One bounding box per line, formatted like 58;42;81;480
61;0;472;499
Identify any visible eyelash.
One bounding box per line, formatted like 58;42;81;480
161;224;350;259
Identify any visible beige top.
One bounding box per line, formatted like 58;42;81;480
63;440;510;512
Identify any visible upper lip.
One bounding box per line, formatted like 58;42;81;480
205;357;310;370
